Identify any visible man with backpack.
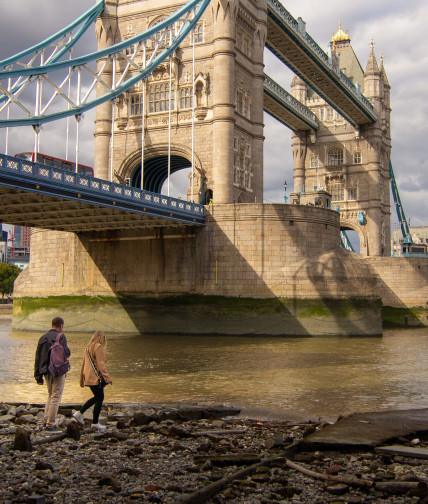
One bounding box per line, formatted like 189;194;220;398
34;317;70;432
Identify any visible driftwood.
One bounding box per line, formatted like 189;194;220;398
178;457;285;504
374;481;427;495
179;441;304;504
285;459;372;488
191;429;248;437
285;460;428;495
193;454;261;467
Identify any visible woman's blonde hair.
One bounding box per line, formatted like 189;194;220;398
88;330;106;351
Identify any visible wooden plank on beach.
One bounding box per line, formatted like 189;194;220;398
375;445;428;459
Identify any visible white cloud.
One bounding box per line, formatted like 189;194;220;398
0;0;426;232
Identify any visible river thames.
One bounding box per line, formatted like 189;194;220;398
1;318;428;422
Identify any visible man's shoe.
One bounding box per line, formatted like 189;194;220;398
72;411;84;425
91;423;106;430
46;426;61;433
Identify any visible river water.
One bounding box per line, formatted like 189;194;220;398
1;318;428;422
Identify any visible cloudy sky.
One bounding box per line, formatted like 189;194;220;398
0;0;427;233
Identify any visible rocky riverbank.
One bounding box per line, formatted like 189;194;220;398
1;402;428;503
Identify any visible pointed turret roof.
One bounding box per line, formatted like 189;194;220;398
365;40;380;75
329;22;364;89
379;53;390;87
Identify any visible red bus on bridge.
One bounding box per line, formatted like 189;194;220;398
15;152;93;176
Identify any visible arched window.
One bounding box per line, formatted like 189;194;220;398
192;22;204;44
180;87;192;109
310;155;319;169
129;94;142;116
328;147;343;166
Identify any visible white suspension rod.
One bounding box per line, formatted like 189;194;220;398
75;67;82;173
110;56;117;182
66;50;72;160
168;51;172;197
191;25;195;202
5;78;11;156
141;75;145;190
110;99;115;182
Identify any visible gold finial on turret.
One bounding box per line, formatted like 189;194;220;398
331;20;350;42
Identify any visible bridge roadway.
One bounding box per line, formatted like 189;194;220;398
263;74;318;131
266;0;377;127
0;154;205;232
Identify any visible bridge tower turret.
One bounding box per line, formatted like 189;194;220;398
95;0;267;204
290;25;392;257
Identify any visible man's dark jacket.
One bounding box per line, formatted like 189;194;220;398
34;329;71;383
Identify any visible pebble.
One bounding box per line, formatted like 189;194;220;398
0;402;428;503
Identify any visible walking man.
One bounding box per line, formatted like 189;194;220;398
34;317;70;431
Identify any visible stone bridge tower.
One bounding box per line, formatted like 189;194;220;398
94;0;267;205
291;25;391;257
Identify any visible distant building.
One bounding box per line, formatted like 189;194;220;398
0;225;7;263
20;226;32;249
392;226;428;257
9;245;29;269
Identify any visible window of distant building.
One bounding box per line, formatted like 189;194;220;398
328;147;343;166
149;83;175;112
353;151;362;164
327;107;334;120
319;108;325;121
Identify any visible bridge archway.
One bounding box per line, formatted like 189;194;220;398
340;220;367;256
119;146;206;202
130;155;191;193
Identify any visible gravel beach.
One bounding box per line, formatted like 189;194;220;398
1;402;428;504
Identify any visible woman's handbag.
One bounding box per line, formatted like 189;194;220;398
86;348;104;384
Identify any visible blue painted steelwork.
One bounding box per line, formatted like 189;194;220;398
0;154;205;226
0;1;105;69
266;0;377;126
263;74;318;130
340;230;355;252
389;161;412;244
0;1;105;108
0;0;210;127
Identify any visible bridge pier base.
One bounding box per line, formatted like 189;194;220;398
12;204;426;335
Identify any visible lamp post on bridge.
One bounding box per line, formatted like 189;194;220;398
283;180;288;203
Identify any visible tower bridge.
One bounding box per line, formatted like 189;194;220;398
1;0;426;334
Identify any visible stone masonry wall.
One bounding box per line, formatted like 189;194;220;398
14;204;379;301
364;257;428;308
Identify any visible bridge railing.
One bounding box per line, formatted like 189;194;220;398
0;154;205;219
267;0;376;119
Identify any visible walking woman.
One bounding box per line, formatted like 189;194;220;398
72;331;112;430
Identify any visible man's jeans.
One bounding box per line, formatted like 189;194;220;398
44;374;66;427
